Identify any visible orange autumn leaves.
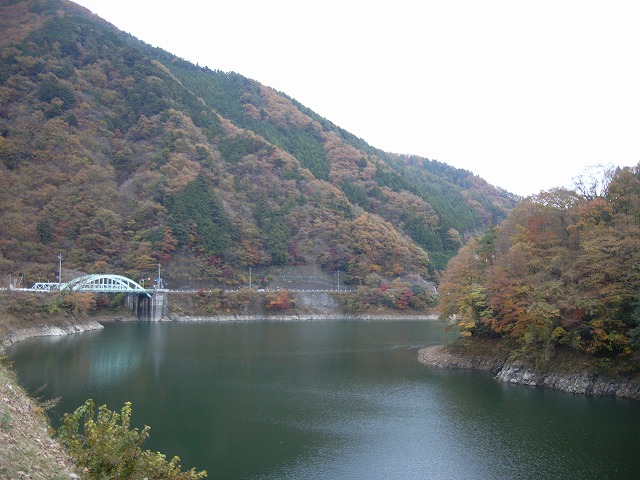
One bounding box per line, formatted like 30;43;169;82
439;164;640;357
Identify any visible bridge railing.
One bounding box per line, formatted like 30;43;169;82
30;282;60;291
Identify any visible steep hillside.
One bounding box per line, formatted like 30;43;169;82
0;0;516;289
140;50;518;270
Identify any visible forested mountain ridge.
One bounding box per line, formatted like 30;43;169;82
0;0;516;289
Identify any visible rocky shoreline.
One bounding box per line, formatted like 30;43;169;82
0;313;143;355
0;318;105;354
418;345;640;400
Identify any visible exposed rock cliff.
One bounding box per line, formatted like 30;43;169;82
418;345;505;373
495;363;640;399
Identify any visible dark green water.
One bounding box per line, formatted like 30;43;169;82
8;320;640;479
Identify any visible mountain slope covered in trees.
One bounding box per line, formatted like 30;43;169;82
439;164;640;370
0;0;516;289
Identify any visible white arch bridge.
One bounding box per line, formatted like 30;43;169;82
29;274;163;320
31;274;153;297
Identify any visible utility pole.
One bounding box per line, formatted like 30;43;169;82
249;266;252;290
157;263;162;290
57;253;62;287
336;270;340;291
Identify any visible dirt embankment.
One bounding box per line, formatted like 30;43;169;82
165;289;438;322
0;362;79;479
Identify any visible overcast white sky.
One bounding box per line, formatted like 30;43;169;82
74;0;640;197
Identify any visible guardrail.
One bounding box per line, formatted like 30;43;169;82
3;287;355;294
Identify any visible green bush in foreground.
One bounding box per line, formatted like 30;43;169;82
56;399;207;479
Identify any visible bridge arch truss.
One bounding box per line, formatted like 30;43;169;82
58;274;151;296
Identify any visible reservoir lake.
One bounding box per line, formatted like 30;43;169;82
9;320;640;479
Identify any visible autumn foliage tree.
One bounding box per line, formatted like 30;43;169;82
439;164;640;361
57;400;206;480
265;290;294;310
